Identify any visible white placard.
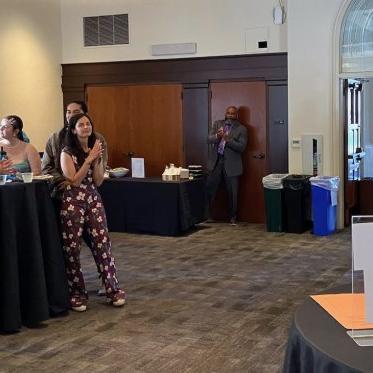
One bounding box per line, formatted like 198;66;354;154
352;217;373;322
131;158;145;178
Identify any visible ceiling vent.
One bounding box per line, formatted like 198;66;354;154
83;14;129;47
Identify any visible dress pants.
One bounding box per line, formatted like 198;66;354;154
206;155;239;219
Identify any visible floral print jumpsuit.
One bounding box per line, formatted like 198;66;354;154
60;150;122;301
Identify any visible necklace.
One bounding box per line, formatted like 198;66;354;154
4;140;19;148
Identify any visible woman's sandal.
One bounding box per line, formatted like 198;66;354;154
106;290;126;307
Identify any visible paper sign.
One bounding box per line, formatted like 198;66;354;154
311;293;373;330
352;217;373;322
131;158;145;178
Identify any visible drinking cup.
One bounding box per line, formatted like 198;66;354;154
21;172;33;183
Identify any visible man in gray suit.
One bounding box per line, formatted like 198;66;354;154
206;106;248;225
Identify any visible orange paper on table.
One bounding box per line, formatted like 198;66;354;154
311;293;373;330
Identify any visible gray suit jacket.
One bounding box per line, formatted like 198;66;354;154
207;119;248;177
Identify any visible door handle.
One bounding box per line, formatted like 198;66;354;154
253;153;265;159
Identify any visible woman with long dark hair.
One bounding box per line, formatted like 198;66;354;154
60;113;125;312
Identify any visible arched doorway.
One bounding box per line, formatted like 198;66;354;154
335;0;373;225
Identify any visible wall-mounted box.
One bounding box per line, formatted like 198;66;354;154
302;134;323;176
244;27;268;53
291;138;301;148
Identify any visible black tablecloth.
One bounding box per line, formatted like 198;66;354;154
283;293;373;373
99;177;206;235
0;181;69;332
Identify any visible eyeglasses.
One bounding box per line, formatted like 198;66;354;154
0;124;12;131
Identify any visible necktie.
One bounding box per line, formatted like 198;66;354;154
217;122;232;155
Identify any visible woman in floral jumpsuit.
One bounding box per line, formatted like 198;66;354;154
60;113;125;312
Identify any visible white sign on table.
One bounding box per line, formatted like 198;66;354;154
352;217;373;322
347;216;373;346
131;158;145;178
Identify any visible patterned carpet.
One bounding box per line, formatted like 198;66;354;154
0;223;351;372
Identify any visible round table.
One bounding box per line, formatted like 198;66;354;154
283;293;373;372
0;181;69;332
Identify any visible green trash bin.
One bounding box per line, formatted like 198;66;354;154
262;174;288;232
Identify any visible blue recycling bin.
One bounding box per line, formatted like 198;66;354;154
310;176;340;236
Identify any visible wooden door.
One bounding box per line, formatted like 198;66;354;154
182;85;209;168
128;85;183;176
344;79;363;225
86;84;183;176
268;83;288;173
86;86;130;168
210;81;267;223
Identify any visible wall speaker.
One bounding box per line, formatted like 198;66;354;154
151;42;197;56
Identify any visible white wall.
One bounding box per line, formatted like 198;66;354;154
1;0;348;171
61;0;287;63
0;0;286;150
0;0;63;151
287;0;344;175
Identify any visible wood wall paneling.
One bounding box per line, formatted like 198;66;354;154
358;180;373;214
128;84;183;176
86;86;130;168
87;84;183;177
182;83;209;168
62;54;287;97
62;53;288;223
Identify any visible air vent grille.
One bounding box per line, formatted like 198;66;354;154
83;14;129;47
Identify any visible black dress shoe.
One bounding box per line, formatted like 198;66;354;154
230;217;237;226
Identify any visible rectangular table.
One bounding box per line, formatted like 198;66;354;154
99;177;206;236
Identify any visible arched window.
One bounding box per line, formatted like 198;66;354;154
341;0;373;73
